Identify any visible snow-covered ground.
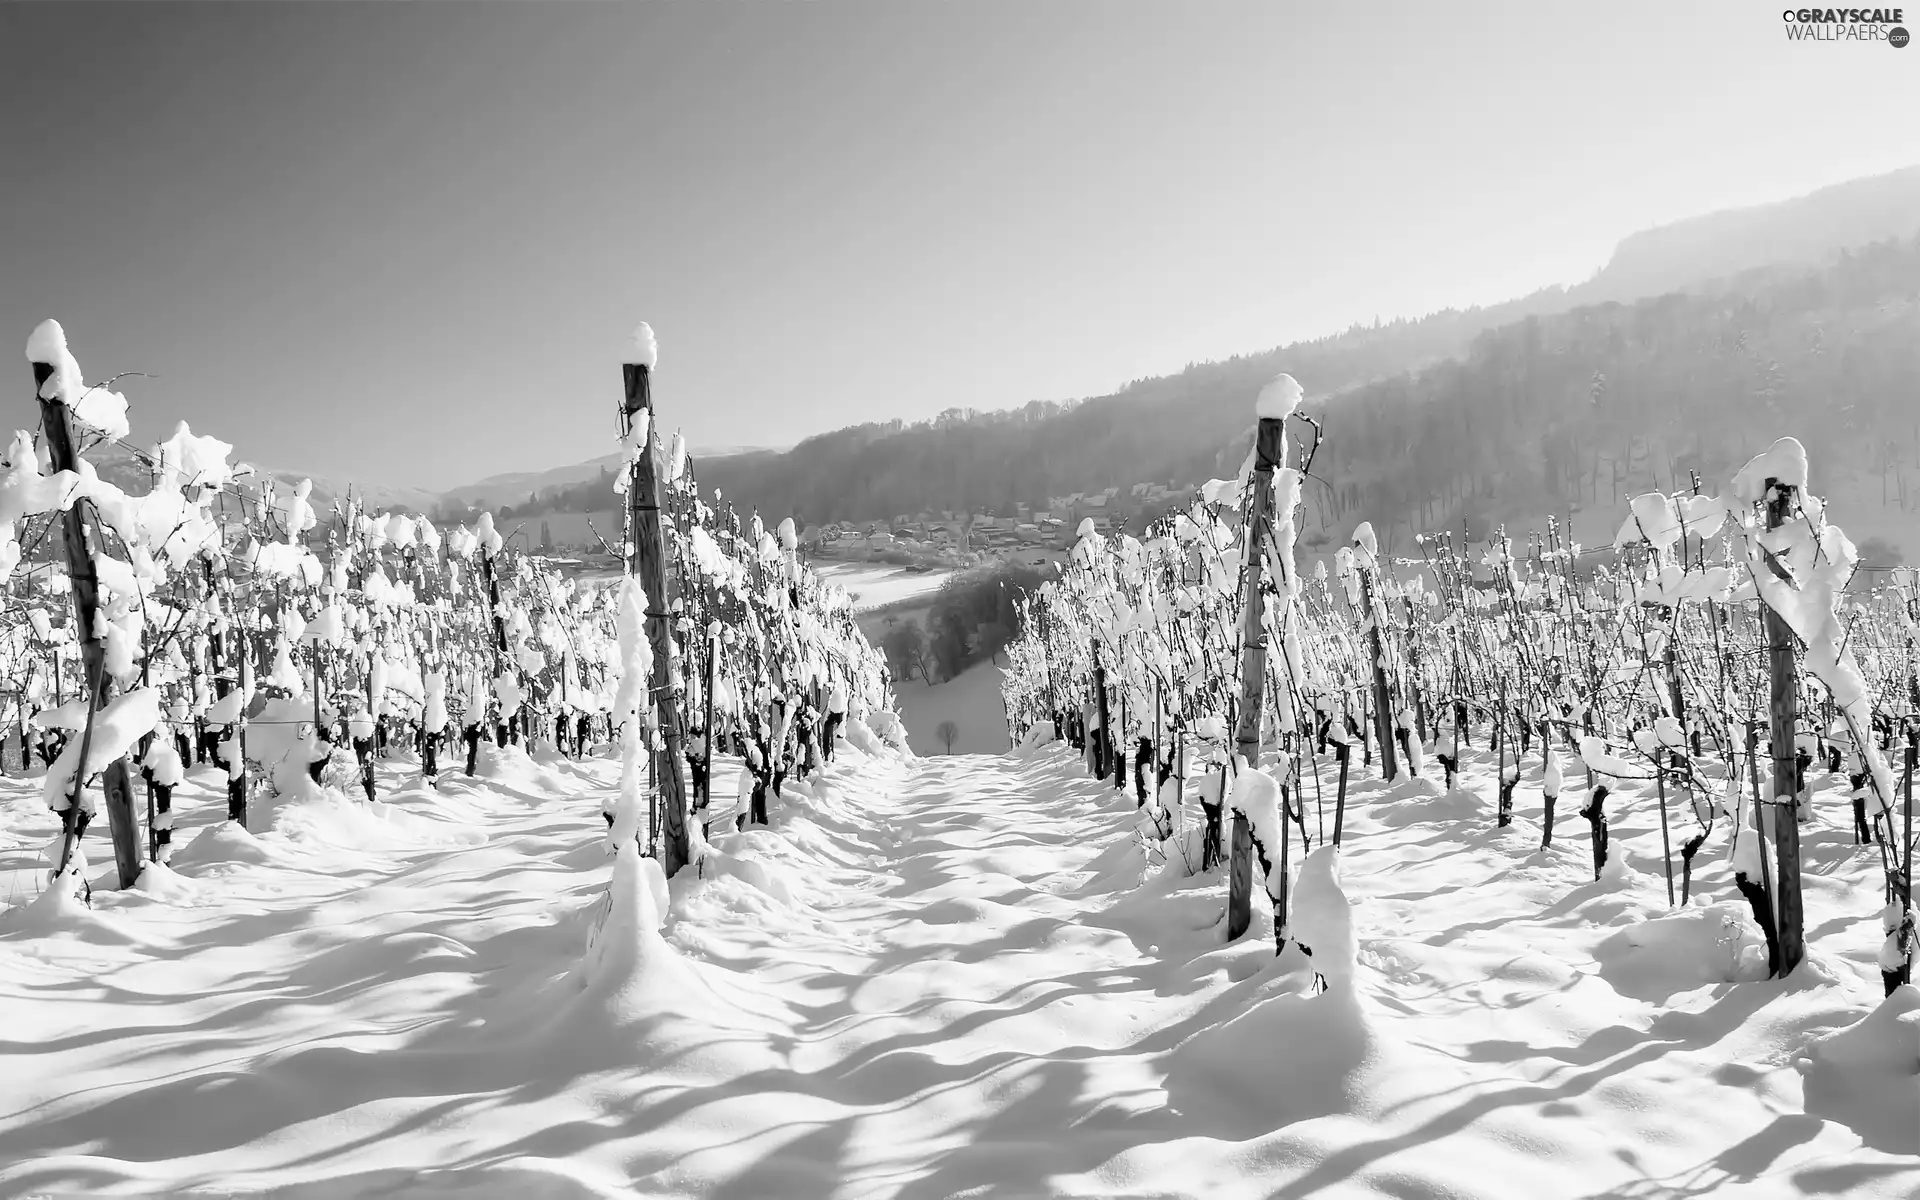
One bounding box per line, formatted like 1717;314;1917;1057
1;732;1913;1198
812;561;953;612
893;659;1010;756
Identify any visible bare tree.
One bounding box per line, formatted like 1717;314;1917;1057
936;720;959;754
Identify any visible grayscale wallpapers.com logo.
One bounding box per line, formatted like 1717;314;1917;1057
1781;7;1910;43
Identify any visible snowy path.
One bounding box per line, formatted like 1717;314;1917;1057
2;735;1916;1198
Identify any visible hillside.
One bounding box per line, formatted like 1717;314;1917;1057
1582;165;1920;303
680;170;1920;559
436;443;784;517
166;166;1919;543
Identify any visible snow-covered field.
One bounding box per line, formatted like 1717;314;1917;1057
812;561;953;612
2;723;1912;1198
893;659;1010;756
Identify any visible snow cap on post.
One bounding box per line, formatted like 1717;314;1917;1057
1351;521;1378;559
1729;436;1808;504
1255;372;1303;421
26;318;130;440
27;319;81;401
625;322;659;369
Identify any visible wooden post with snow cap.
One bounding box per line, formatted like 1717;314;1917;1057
1227;374;1294;942
1763;476;1804;976
27;321;143;889
1357;526;1399;784
623;325;691;877
1091;638;1111;781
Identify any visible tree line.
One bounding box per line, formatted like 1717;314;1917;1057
879;562;1053;686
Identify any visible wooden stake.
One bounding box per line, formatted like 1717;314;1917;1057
1092;640;1112;781
31;356;142;889
1361;565;1398;782
1764;482;1804;976
1227;414;1284;942
1656;746;1674;906
623;359;691;876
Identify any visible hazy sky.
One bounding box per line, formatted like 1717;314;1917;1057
4;2;1918;491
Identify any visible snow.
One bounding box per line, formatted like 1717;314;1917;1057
811;560;954;612
24;319;130;439
1254;371;1304;420
40;688;163;812
893;658;1008;755
1731;435;1810;501
1799;985;1920;1153
0;723;1910;1197
625;321;659;369
24;317;69;366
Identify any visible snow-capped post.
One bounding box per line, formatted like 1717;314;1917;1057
701;624;717;803
482;543;508;745
1761;476;1805;977
1541;748;1561;850
1091;640;1111;780
28;323;143;889
1354;525;1399;783
1892;732;1915;992
1040;603;1058;737
1655;746;1674;906
1226;389;1287;942
1232;411;1284;766
622;325;691;876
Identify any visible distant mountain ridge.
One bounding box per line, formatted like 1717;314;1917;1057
1579;165;1920;302
435;444;785;514
438;165;1920;531
686;165;1920;527
170;166;1920;529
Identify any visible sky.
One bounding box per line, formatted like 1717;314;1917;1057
4;1;1919;493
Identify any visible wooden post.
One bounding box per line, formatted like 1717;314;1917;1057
1227;413;1284;942
482;549;508;746
1041;604;1057;732
1361;567;1399;782
1092;640;1111;781
1233;416;1284;765
30;353;142;889
702;627;717;802
1764;482;1804;976
1655;746;1674;906
623;358;691;877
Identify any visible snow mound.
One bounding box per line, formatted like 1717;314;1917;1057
0;869;156;948
1163;958;1380;1135
1013;722;1057;756
559;844;786;1082
1293;844;1358;986
864;711;914;757
1799;984;1920;1154
474;741;569;795
268;780;486;852
1593;903;1771;1002
1372;784;1484;827
128;859;200;903
169;820;290;871
844;717;889;758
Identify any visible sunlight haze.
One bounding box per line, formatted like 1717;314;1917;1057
3;1;1916;489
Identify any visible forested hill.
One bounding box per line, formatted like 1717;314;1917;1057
695;294;1573;524
695;235;1920;572
691;168;1920;533
1298;236;1920;562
